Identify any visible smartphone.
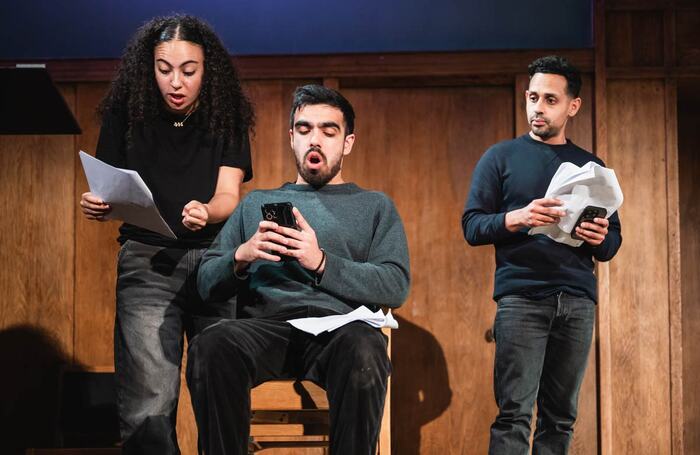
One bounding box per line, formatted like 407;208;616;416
571;205;607;240
260;202;299;229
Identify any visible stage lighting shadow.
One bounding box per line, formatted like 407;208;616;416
391;315;453;455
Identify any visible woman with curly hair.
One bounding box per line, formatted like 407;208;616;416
79;15;254;453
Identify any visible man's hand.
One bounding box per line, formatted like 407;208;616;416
275;207;325;273
575;217;609;246
182;200;209;231
234;220;291;272
80;192;112;221
505;198;566;232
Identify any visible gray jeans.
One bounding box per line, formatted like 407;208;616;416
489;292;595;455
114;240;235;455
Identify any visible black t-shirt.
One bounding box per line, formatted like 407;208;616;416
95;107;252;248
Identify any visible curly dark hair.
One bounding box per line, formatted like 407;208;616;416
528;55;582;98
98;14;254;144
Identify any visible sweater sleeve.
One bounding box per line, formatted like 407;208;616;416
316;196;410;309
583;209;622;261
197;200;247;301
462;148;520;246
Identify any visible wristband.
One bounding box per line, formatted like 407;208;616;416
313;248;326;274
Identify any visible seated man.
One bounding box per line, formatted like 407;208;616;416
187;84;411;455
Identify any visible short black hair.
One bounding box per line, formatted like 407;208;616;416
528;55;582;98
289;85;355;135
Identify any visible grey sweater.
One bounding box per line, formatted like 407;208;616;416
198;183;411;318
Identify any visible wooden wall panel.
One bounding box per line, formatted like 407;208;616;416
606;11;665;68
74;82;119;366
0;86;77;450
0;87;76;350
679;79;700;455
676;8;700;67
606;79;671;454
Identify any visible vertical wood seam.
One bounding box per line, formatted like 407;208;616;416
665;77;684;455
594;1;614;454
72;83;78;365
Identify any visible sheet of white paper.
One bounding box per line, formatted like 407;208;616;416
287;306;399;336
529;161;623;247
79;151;176;239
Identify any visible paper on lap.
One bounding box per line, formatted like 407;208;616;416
529;161;623;247
287;306;399;336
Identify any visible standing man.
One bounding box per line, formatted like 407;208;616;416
462;55;622;454
187;84;410;455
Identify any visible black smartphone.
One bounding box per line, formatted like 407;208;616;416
571;205;607;240
260;202;299;261
260;202;299;229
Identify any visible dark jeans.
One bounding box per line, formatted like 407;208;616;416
186;316;391;455
489;292;595;455
115;240;235;455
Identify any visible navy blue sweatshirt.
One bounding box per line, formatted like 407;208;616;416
462;134;622;302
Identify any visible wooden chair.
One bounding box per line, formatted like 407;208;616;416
248;328;392;454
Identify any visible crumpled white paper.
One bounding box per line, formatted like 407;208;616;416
529;161;623;247
287;306;398;336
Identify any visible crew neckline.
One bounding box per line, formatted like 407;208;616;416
522;133;573;148
280;182;360;193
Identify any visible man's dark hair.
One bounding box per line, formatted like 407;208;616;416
289;85;355;135
528;55;582;98
99;14;254;145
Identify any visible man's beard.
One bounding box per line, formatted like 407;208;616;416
530;116;560;141
295;148;342;188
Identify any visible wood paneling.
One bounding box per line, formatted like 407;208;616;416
679;78;700;455
606;0;669;9
36;50;595;83
676;9;700;67
607;79;671;454
0;86;77;452
0;87;76;350
606;11;665;68
665;79;683;455
74;82;119;366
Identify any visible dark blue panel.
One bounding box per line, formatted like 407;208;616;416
0;0;592;59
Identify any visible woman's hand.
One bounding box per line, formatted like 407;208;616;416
182;200;209;231
80;192;112;221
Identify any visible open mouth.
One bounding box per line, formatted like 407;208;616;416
168;93;186;106
305;150;325;170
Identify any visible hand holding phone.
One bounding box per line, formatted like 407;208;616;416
571;205;607;240
261;202;299;229
260;202;300;261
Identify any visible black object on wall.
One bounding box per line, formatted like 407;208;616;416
0;66;81;135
